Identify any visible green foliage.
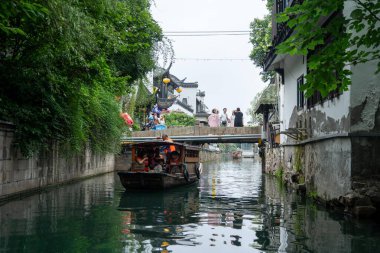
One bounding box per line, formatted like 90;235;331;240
218;143;239;153
275;165;284;179
0;0;162;155
165;112;196;127
247;91;264;125
294;147;303;174
308;190;318;199
247;83;278;125
276;0;380;97
249;14;274;82
249;15;269;65
132;80;155;128
0;0;48;36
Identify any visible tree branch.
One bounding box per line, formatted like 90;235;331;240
355;0;380;22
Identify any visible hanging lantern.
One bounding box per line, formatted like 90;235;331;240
162;77;171;84
175;87;183;93
120;112;134;126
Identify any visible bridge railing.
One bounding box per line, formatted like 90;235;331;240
131;126;261;138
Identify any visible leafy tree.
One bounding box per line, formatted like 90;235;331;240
249;15;274;82
247;91;264;126
0;0;162;155
276;0;380;97
129;80;155;129
249;0;274;82
165;112;196;127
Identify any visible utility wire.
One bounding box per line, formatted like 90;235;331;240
175;58;251;61
164;30;251;33
165;33;250;37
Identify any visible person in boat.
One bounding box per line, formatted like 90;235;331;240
146;149;158;172
135;150;149;172
169;151;180;164
152;148;164;172
162;134;173;142
162;134;176;153
168;151;181;173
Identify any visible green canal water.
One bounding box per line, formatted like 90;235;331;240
1;159;380;252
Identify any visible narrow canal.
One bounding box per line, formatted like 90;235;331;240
1;159;380;252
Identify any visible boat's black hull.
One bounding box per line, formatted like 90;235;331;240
118;172;198;190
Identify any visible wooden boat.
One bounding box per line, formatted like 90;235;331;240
118;141;202;190
232;150;242;159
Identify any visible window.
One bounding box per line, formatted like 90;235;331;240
297;75;304;109
306;90;322;109
182;98;188;105
276;0;285;13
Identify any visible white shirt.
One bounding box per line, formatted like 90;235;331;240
220;113;229;123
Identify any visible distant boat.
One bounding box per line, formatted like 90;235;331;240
118;141;202;190
232;150;242;159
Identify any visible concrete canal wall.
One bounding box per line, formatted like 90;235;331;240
264;135;380;217
0;121;115;201
199;150;221;162
263;176;362;253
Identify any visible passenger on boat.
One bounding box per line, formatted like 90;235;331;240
146;149;157;172
169;151;180;164
168;151;181;174
153;148;164;172
135;151;149;172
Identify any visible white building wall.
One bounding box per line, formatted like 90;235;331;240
168;86;198;116
282;55;306;142
279;78;286;143
178;87;197;111
281;54;352;143
308;90;351;137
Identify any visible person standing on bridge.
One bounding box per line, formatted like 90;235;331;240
208;109;220;127
230;110;235;127
220;108;230;127
234;108;244;127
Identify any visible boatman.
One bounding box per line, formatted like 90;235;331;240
162;134;176;153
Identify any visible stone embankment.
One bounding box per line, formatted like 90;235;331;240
200;149;221;162
262;144;380;218
338;179;380;218
0;121;115;201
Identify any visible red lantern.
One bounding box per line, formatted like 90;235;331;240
120;112;134;126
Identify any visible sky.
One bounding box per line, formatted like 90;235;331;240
151;0;268;123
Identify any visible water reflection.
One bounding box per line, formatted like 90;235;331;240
119;187;200;225
118;187;201;252
1;159;380;252
0;173;122;253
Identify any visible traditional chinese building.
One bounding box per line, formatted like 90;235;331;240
153;67;209;124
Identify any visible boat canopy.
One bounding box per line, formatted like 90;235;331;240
131;141;200;150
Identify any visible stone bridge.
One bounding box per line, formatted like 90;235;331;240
122;126;262;144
